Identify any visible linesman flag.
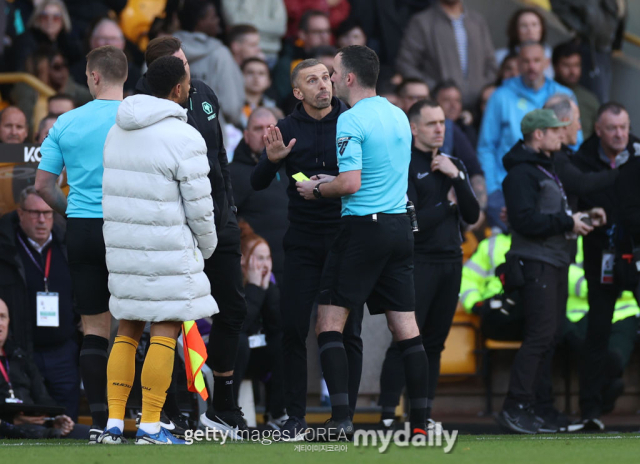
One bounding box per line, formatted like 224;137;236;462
182;321;209;401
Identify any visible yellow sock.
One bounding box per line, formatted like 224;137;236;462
107;335;138;421
141;336;176;425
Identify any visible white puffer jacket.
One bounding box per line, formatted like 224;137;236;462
102;94;219;322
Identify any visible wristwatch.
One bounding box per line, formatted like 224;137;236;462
313;183;323;199
454;170;466;181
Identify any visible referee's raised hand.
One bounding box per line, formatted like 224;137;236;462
264;125;297;163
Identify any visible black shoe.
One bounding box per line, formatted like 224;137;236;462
535;408;570;433
200;407;249;440
321;417;354;442
280;416;310;442
602;378;624;415
88;426;103;444
498;404;543;434
580;417;605;432
380;418;396;429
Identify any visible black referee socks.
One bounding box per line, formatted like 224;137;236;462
318;331;350;421
397;336;429;430
79;334;109;428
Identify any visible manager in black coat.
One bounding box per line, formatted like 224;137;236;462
251;59;363;440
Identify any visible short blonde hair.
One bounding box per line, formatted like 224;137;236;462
28;0;72;34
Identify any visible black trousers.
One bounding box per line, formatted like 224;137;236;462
379;259;462;410
504;260;568;409
204;215;248;373
578;276;639;418
234;334;286;418
281;226;363;419
479;303;556;411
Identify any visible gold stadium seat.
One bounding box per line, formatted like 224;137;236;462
439;305;481;379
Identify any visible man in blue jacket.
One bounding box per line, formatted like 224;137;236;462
478;41;577;232
251;59;363;441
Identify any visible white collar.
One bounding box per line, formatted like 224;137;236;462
27;233;52;254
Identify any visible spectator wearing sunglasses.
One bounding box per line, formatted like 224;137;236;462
0;186;80;421
21;0;83;70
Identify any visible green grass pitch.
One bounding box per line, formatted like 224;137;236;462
2;434;640;464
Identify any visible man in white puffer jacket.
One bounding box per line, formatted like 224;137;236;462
99;55;217;446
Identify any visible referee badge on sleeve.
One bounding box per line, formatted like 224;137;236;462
337;137;351;155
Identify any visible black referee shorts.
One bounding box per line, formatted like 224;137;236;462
66;218;110;316
318;213;415;315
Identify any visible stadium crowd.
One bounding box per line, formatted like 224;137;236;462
0;0;638;442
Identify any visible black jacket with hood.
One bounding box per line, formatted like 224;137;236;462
135;77;235;235
573;134;640;278
251;97;346;232
502;141;575;268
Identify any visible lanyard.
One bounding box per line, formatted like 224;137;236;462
0;350;14;398
536;165;569;209
17;234;52;292
0;352;8;383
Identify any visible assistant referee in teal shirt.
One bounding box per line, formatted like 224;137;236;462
296;45;428;439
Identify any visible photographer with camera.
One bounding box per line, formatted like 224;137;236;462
498;109;600;434
378;98;479;427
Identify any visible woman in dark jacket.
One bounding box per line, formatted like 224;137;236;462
233;221;286;430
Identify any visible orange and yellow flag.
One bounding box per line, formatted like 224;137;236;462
182;321;209;401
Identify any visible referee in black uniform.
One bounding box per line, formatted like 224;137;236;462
296;45;428;438
136;37;248;433
379;99;479;426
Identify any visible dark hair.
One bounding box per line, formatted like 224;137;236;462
38;113;58;134
335;18;364;40
338;45;379;89
310;45;337;59
497;51;519;85
552;40;582;67
290;58;323;87
241;57;269;72
86;45;128;84
596;102;628;121
299;9;329;32
178;0;212;33
432;79;460;100
507;8;546;51
228;24;259;44
145;36;182;67
407;99;440;123
146;55;187;98
48;93;74;104
396;78;429;97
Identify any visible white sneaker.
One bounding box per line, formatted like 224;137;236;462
266;413;289;430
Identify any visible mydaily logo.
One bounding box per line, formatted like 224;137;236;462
354;422;458;453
